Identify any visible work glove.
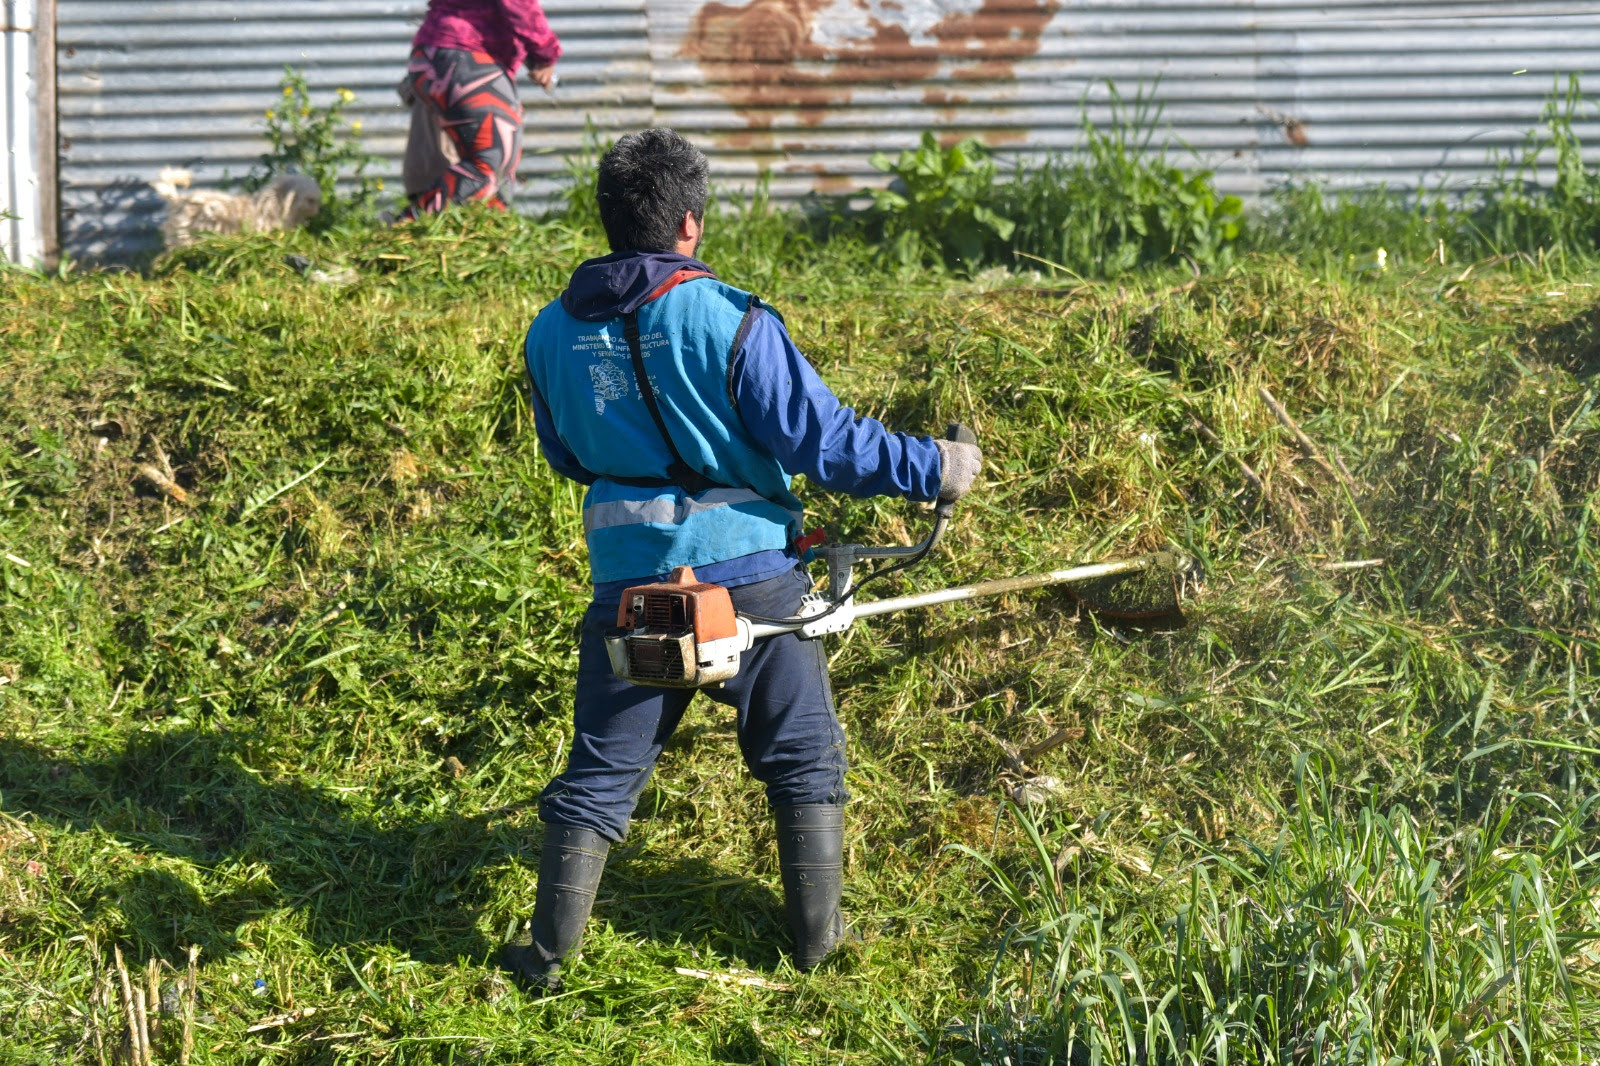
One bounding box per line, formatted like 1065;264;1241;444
934;435;982;503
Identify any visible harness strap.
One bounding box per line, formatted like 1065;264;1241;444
648;268;716;302
621;311;726;496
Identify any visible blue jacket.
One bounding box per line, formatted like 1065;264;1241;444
525;250;944;599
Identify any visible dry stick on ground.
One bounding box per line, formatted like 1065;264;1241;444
146;958;161;1055
136;463;189;505
87;941;107;1066
971;718;1086;777
246;1008;319;1033
1017;726;1086;766
1258;385;1347;487
1259;384;1370;536
1321;558;1385;572
113;947;143;1066
133;985;151;1066
138;440;191;506
673;967;792;992
181;946;199;1066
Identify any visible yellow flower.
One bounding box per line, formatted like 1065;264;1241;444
282;86;293;97
375;179;385;190
337;88;355;103
265;109;276;120
351;121;362;132
300;108;310;117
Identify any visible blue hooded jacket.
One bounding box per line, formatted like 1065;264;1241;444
526;250;944;602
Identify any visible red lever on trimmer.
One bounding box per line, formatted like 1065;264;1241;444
793;527;826;554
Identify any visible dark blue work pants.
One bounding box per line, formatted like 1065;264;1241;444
539;566;848;842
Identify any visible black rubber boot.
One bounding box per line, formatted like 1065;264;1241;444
774;804;848;971
498;823;610;995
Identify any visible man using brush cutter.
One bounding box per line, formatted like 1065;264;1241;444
502;128;981;993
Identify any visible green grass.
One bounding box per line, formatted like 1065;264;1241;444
841;77;1600;279
3;202;1600;1064
1250;78;1600;276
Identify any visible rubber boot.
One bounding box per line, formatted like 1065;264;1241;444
498;823;610;995
774;804;848;971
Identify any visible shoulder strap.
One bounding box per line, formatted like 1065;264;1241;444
648;268;716;303
621;312;724;495
725;293;764;411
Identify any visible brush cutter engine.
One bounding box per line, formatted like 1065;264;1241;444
603;566;755;687
603;562;847;687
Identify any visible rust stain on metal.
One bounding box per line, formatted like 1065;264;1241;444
682;0;1059;129
1258;105;1310;147
803;165;858;194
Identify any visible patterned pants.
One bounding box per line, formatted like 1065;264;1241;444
400;46;523;218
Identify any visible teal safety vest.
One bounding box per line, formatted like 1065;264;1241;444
524;277;803;584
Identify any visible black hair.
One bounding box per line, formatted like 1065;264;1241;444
596;128;710;253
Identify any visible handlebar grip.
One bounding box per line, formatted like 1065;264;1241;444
934;423;976;520
946;422;977;446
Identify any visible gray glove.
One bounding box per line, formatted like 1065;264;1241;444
934;438;982;502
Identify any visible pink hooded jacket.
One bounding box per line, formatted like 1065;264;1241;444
414;0;562;76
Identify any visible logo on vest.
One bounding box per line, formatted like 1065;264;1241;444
589;361;628;414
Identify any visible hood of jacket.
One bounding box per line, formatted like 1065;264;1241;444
559;250;717;322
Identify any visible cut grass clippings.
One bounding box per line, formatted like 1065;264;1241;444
3;204;1600;1063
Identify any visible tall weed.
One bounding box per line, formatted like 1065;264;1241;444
858;87;1242;276
248;67;382;228
1253;76;1600;270
1001;86;1243;277
951;757;1600;1065
864;133;1017;269
547;122;608;236
1471;76;1600;262
1251;182;1461;271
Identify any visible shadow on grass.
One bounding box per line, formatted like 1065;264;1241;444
602;852;789;972
1525;303;1600;379
0;729;500;967
0;729;802;978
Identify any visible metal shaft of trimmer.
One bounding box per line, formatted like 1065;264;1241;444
744;555;1164;641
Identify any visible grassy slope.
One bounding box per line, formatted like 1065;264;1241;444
2;209;1598;1063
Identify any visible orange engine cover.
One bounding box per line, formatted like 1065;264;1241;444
616;566;739;643
607;566;746;687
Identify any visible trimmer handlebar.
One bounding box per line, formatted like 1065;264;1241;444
815;422;975;593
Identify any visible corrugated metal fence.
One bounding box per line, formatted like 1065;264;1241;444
52;0;1600;261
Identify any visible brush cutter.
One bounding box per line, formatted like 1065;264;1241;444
605;426;1201;689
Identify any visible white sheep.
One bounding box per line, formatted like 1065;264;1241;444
153;168;324;250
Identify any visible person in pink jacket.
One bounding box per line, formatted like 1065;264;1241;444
398;0;561;219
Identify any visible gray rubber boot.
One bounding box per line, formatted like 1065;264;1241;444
774;804;848;971
498;823;610;995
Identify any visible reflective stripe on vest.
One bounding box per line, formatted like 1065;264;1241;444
582;487;773;534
